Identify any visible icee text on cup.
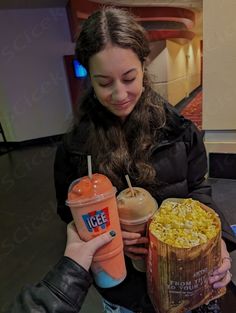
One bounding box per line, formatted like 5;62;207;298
82;207;110;232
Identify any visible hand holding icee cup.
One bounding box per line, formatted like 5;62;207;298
64;221;116;271
66;173;127;288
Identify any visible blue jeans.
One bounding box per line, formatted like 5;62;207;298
102;299;192;313
102;299;134;313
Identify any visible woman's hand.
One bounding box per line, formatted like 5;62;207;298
122;231;149;260
209;239;232;288
64;222;115;271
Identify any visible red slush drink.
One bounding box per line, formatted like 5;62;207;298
66;173;126;288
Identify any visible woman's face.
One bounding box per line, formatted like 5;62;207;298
89;45;144;121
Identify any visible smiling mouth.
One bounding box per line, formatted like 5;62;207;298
113;100;131;110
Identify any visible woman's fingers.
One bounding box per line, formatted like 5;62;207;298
122;231;141;240
209;240;231;285
209;271;227;284
209;239;232;288
213;270;232;289
215;239;232;274
122;230;148;259
88;231;115;254
122;230;149;246
124;246;148;255
209;257;231;284
123;237;149;246
213;257;232;276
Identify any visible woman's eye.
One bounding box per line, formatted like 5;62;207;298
98;77;136;87
123;78;136;83
99;82;112;87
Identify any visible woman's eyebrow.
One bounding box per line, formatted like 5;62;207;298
93;68;137;78
93;74;110;78
122;68;137;76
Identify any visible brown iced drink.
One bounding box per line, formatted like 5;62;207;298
117;187;158;272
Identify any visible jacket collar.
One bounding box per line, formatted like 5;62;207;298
152;102;192;151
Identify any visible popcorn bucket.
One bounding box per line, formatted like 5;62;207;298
147;198;226;313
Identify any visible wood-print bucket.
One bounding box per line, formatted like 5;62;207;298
147;198;226;313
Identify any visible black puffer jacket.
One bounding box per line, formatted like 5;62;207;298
7;257;92;313
54;103;236;313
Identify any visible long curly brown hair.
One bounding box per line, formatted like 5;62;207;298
72;7;166;192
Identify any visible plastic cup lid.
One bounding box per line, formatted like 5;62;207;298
66;177;117;207
119;210;156;225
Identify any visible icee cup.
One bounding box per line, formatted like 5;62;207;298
66;173;127;288
117;187;158;272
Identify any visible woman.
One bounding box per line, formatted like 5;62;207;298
54;7;235;313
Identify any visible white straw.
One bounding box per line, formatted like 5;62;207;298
87;155;92;179
125;174;135;197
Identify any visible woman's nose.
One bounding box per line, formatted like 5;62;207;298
111;82;127;102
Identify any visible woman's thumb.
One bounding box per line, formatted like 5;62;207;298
88;230;116;254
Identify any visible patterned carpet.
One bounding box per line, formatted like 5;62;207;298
181;90;202;130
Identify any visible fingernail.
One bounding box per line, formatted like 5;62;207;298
110;230;116;237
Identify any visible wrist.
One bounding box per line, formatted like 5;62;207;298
64;247;90;271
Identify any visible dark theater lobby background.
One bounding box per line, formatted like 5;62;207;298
0;1;236;312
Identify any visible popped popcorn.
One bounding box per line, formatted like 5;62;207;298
149;199;219;248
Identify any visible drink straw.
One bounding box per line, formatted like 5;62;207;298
125;174;135;197
87;155;92;179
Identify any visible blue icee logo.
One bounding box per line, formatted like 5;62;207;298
82;207;110;233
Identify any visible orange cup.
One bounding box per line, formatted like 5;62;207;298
66;173;126;288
